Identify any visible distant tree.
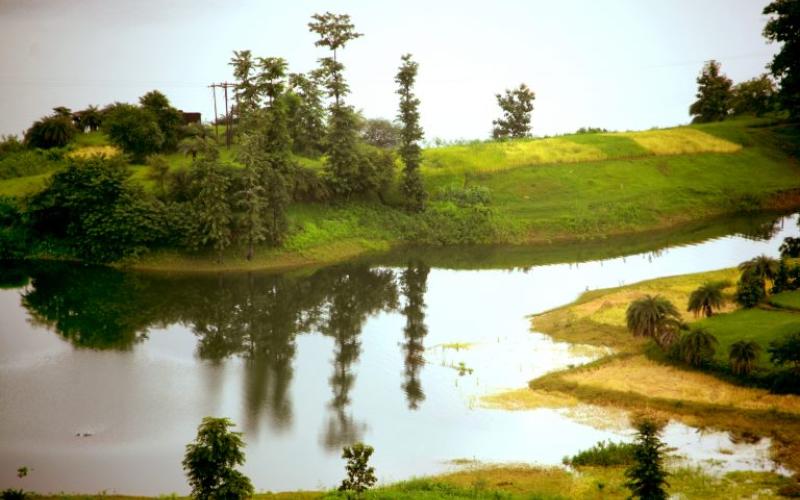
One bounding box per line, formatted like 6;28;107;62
772;258;791;294
729;340;761;376
780;236;800;258
362;118;401;149
287;72;327;156
739;255;778;294
182;417;254;500
687;281;727;317
396;54;426;212
736;273;767;308
78;105;102;132
492;83;535;139
339;442;377;495
192;151;232;263
731;75;777;116
103;103;164;163
624;419;669;500
24;114;76;149
689;60;733;123
139;90;184;152
625;295;682;348
768;331;800;374
229;50;261;117
309;12;363;198
146;155;170;197
52;106;72;118
763;0;800;118
678;327;718;367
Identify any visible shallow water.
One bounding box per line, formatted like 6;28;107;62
0;213;797;494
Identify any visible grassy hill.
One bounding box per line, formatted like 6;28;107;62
2;118;799;270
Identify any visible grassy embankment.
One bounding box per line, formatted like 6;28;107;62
2;119;800;271
482;266;800;476
24;466;797;499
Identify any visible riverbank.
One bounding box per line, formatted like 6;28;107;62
5;119;800;272
22;464;797;499
483;266;800;475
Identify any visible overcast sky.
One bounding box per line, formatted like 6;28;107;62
0;0;780;141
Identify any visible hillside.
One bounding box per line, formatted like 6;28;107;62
1;118;799;270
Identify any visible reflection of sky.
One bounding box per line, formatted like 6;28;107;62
0;214;797;494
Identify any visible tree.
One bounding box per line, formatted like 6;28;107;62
192;151;232;263
731;75;777;116
396;54;426;212
780;236;800;258
763;0;800;118
492;83;535;139
772;258;791;294
689;60;733;123
729;340;761;376
24;114;76;149
140;90;184;152
179;124;217;160
624;419;669;500
103;103;164;163
182;417;254;500
678;327;718;367
309;12;363;198
768;331;800;374
625;295;682;348
236;136;268;261
401;262;429;409
287;72;326;156
229;50;261;117
739;255;778;294
361;118;400;149
146;155;170;197
687;281;726;317
339;442;377;495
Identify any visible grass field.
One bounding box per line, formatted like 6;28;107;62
2;118;799;270
24;465;795;499
771;290;800;311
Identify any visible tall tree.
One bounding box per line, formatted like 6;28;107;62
689;60;733;123
287;72;326;156
229;50;261;118
308;12;363;198
236;136;268;261
193;150;232;263
492;83;535;139
625;419;669;500
763;0;800;118
396;54;426;212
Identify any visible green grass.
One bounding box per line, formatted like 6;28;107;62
697;307;800;369
771;290;800;311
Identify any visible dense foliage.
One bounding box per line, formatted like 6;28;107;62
564;440;637;467
763;0;800;118
24;113;76;149
102;103;165;162
689;60;733;123
492;83;535;139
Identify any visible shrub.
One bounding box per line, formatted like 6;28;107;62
0;135;24;158
676;327;718;367
564;440;637;467
403;203;497;245
0;149;64;180
102;103;164;163
434;183;491;207
1;489;27;500
735;274;766;308
768;331;800;374
291;166;330;202
780;236;800;258
182;417;254;500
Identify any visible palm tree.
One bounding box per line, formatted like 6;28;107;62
80;105;102;132
738;255;778;294
687;281;727;317
729;340;761;376
679;327;718;367
626;295;681;348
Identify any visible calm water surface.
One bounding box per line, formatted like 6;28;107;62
0;213;798;494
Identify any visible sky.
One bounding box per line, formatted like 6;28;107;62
0;0;781;141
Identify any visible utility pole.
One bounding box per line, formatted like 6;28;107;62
209;82;237;148
209;84;219;141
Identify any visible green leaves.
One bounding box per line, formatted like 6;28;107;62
183;417;254;500
492;84;535;140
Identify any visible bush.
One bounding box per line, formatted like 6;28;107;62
102;103;164;163
291;166;330;202
0;149;64;180
0;196;29;259
780;237;800;258
771;370;800;395
1;489;27;500
564;440;637;467
735;274;766;308
0;135;24;158
403;203;497;245
339;443;377;495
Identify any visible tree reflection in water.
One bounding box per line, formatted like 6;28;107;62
13;260;428;448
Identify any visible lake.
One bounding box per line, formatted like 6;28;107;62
0;212;797;494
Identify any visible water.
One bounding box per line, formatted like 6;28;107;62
0;213;797;494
